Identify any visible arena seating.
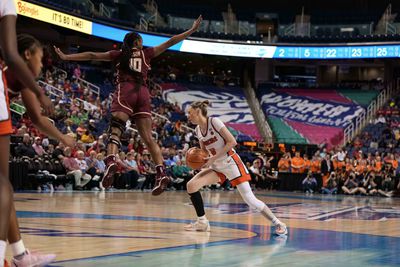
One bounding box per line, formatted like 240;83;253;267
257;86;381;147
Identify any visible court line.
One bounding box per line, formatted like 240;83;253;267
16;210;400;265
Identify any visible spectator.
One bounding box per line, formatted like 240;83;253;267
15;133;36;158
32;137;46;156
321;172;337;194
62;147;91;189
81;130;95;144
302;171;318;193
291;152;305;173
278;153;290;172
249;159;267;190
73;64;81;79
321;154;333;187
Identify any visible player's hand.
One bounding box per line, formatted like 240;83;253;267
53;45;68;60
38;93;54;115
203;155;216;168
190;15;202;33
61;135;76;148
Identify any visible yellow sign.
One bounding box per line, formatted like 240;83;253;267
14;0;92;34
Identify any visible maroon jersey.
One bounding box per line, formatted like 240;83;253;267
109;47;155;119
5;68;24;99
109;47;155;84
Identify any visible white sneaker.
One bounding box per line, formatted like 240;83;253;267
184;220;210;232
174;178;184;184
11;250;56;267
92;175;101;181
275;222;288;236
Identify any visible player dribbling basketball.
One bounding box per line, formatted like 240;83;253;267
184;100;287;236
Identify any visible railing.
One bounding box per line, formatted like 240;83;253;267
139;17;149;31
238;21;250;35
77;77;100;96
74;97;98;111
146;0;159;26
151;111;194;132
10;102;53;124
386;22;397;34
99;3;111;18
343;84;398;146
38;80;64;97
10;102;26;116
127;126;158;140
53;66;67;78
246;85;273;142
86;0;95;15
284;24;295;36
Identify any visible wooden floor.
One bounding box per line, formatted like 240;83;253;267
7;190;400;266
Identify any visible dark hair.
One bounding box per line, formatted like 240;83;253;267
119;32;142;75
17;34;42;58
190;100;210;116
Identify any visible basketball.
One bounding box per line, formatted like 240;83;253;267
186;147;208;169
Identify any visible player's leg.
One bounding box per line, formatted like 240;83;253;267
102;111;129;189
0;135;12;267
236;181;287;236
184;169;220;232
134;116;170;196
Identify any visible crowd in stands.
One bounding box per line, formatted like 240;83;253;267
270;95;400;197
9;62;247;192
7;58;400;198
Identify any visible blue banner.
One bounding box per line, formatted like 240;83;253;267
260;91;365;127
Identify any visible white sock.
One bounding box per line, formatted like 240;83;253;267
10;239;26;257
198;215;207;221
0;240;6;267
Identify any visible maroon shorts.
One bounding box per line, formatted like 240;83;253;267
111;82;151;119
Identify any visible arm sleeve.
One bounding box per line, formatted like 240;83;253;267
0;0;17;17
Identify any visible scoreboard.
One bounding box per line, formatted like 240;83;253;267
273;45;400;59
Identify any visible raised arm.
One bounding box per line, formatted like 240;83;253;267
54;46;113;61
153;15;202;57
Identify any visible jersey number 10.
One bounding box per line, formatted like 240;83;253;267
129;58;142;72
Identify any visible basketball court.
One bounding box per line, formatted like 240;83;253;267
8;191;400;266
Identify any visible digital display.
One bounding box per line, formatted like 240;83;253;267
14;0;92;34
274;45;400;59
15;0;400;59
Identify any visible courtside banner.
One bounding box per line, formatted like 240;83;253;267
14;0;92;34
260;90;365;127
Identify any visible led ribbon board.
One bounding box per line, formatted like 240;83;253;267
15;0;400;59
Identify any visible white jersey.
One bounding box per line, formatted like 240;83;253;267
195;117;250;186
0;0;17;18
195;117;235;163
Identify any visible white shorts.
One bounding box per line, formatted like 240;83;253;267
211;152;251;187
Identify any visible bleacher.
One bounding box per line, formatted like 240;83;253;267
257;87;381;147
267;117;308;144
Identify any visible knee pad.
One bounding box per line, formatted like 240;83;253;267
107;116;126;148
